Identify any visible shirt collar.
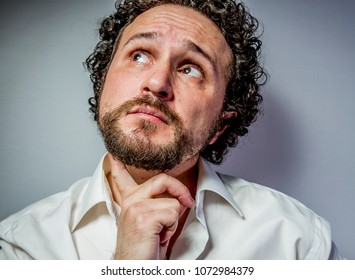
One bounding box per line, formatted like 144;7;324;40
197;158;245;219
71;154;117;232
71;154;245;231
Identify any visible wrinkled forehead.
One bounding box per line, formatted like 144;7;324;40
118;4;233;69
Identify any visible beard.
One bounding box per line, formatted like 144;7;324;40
98;95;221;172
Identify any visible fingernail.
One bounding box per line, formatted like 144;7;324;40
190;197;196;207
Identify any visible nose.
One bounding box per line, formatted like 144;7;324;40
140;64;173;100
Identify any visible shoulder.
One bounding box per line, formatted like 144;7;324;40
217;173;333;259
0;178;89;258
219;173;321;220
1;177;90;228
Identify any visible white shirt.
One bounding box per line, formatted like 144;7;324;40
0;154;341;259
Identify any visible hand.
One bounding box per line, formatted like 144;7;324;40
108;154;195;260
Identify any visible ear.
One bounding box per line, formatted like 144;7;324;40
208;111;237;145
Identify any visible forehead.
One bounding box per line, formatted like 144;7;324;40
118;4;232;68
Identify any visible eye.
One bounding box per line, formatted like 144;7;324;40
180;65;203;79
131;51;150;64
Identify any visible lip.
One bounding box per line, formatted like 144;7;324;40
128;106;168;124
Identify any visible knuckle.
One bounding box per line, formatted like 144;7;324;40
121;206;149;230
170;198;180;209
125;202;142;216
120;199;131;211
154;173;170;184
134;212;151;230
166;207;179;220
136;211;148;222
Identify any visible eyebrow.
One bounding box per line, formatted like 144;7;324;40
123;31;215;69
123;31;159;48
185;40;214;68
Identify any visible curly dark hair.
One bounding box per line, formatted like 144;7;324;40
85;0;267;165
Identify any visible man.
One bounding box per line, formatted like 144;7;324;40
0;0;341;259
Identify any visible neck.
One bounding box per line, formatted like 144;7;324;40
105;154;200;203
129;156;199;187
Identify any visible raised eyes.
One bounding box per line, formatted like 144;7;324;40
130;50;204;80
132;51;150;64
180;65;203;79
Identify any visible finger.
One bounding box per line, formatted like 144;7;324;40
160;222;178;245
148;208;180;244
108;153;137;192
153;192;187;217
122;197;182;217
143;174;195;208
121;206;180;243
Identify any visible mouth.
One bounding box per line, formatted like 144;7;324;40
128;106;168;124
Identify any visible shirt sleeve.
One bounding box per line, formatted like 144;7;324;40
328;242;344;260
304;215;344;259
0;239;33;260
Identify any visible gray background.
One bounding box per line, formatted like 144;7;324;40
0;0;354;259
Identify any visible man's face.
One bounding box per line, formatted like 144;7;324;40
98;4;233;171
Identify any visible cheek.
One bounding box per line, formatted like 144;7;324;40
174;78;225;128
181;101;221;132
99;71;139;111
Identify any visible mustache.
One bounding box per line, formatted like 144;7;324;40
108;95;183;126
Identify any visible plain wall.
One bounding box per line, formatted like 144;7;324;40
0;0;354;259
